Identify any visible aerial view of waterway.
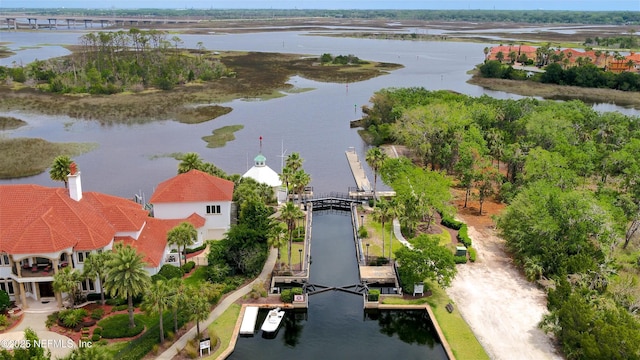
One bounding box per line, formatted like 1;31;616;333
2;28;638;199
229;212;447;359
2;25;638;358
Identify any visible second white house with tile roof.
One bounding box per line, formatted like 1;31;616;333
150;169;235;240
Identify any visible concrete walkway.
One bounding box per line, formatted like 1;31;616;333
392;219;413;249
1;301;76;359
156;247;278;360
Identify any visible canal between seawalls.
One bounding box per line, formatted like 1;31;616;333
228;211;448;359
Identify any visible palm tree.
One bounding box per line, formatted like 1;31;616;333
279;202;304;270
141;279;174;343
292;169;311;205
82;251;112;305
49;155;72;188
178;152;203;174
53;267;82;308
167;277;185;333
268;222;288;270
495;51;504;63
626;59;636;71
365;147;388;207
103;243;151;328
279;166;294;200
372;199;390;261
285;152;303;173
167;222;197;267
483;47;490;62
184;283;216;339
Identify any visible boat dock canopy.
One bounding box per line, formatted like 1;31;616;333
240;306;259;335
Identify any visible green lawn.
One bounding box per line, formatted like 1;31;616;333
184;266;208;287
381;284;489;360
279;242;304;269
204;303;241;359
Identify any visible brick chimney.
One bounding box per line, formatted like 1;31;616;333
68;162;82;201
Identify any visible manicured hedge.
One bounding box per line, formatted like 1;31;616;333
181;261;195;274
115;311;189;360
440;215;463;230
158;264;184;279
454;255;468;264
368;289;380;302
98;314;145;338
457;224;472;248
468;247;477;262
185;244;206;254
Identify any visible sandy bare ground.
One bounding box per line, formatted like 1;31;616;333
446;224;563;360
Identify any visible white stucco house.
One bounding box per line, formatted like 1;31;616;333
150;169;235;240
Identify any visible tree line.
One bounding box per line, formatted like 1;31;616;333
0;29;232;94
360;87;640;359
478;60;640;92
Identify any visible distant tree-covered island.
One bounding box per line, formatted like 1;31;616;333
0;29;401;124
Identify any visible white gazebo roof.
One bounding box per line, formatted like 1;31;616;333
242;153;282;187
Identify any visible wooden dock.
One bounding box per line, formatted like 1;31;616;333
345;148;372;192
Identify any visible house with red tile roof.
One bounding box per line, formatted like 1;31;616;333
0;167;210;309
150;169;235;240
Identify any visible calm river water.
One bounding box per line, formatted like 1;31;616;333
1;29;637;197
229;212;447;360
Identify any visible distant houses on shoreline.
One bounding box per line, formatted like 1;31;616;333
486;44;640;73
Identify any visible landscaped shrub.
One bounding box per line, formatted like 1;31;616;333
454;255;468;264
93;327;102;335
280;289;293;303
98;314;144;339
91;333;101;342
115;310;189;360
181;261;196;274
58;309;88;329
457;224;472;247
114;304;128;312
358;226;369;239
0;290;11;313
87;292;112;302
185;244;206;254
91;308;104;320
151;273;167;283
46;312;59;328
292;287;303;296
468;247;477;262
158;264;184;280
440;215;463;230
368;289;380;302
106;297;125;306
0;314;8;328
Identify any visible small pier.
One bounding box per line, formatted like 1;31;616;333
345;148;372;192
239;306;259;335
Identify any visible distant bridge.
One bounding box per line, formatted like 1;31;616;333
1;14;200;30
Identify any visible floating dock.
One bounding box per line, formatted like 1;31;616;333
239;306;259;335
345;148;372;192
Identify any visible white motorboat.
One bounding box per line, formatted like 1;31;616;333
261;307;285;334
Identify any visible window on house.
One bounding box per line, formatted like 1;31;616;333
0;280;14;295
77;251;91;263
0;254;9;266
206;205;221;214
81;279;95;292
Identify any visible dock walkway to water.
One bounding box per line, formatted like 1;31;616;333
239;306;259;335
345;147;372;192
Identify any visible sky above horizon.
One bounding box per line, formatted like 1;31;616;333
1;0;639;11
